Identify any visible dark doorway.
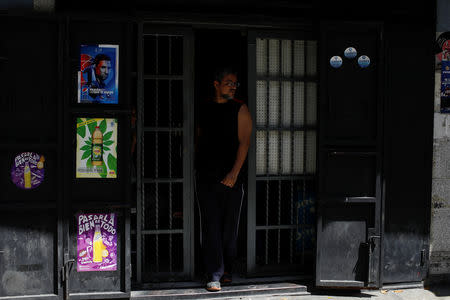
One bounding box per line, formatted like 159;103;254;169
193;29;248;278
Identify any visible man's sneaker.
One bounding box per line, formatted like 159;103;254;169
221;272;232;284
206;281;221;292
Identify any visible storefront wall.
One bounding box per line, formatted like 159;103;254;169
0;2;436;298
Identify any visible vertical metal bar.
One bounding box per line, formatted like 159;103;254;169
266;38;270;176
169;77;173;273
123;20;133;293
62;17;72;297
302;39;308;266
303;40;308;172
156;34;159;75
265;180;269;265
290;39;295;265
277;39;282;265
265;38;270;267
169;36;172;75
247;32;257;274
57;17;66;298
374;24;384;288
136;20;144;284
277;180;281;264
183;29;195;278
301;179;306;265
290;179;294;264
156;102;160;270
154;35;160;274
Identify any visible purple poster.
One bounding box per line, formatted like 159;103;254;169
11;152;45;190
77;213;117;272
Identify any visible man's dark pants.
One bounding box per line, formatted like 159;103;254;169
198;182;244;282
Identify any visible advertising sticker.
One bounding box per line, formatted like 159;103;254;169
76;118;118;178
77;213;117;272
344;47;357;59
358;55;371;68
78;44;119;104
330;56;343;68
11;152;45;190
441;61;450;113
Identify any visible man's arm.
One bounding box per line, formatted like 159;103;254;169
221;104;253;188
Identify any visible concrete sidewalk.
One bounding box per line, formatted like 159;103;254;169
227;286;450;300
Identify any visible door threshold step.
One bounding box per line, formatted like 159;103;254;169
131;282;309;299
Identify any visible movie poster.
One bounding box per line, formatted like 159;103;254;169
77;213;117;272
76;118;118;178
78;44;119;104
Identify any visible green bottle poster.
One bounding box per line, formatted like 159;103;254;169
76;118;118;178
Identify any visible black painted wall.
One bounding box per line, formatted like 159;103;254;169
382;20;434;284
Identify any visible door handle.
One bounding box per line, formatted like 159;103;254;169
367;235;380;286
62;259;75;300
369;236;380;250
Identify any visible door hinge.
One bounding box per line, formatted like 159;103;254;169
420;249;427;267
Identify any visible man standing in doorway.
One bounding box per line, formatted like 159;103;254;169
197;67;252;292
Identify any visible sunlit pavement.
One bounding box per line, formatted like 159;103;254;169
226;286;450;300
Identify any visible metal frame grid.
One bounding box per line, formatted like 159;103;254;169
135;24;194;284
247;31;318;275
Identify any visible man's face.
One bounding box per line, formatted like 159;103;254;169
95;60;111;81
215;73;238;100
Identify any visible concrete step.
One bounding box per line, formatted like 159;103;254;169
131;282;309;299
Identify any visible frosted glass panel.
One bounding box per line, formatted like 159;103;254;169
269;81;280;126
281;40;292;77
306;40;317;77
306;82;317;126
281;131;292;174
256;131;267;175
268;131;279;174
268;39;280;76
306;131;316;174
293;131;304;174
293;82;305;126
293;40;305;77
254;37;317;178
281;81;292;127
256;80;267;126
256;38;267;76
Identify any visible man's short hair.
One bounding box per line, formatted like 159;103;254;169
94;54;111;66
213;67;238;82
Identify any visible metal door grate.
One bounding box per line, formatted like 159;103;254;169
248;35;318;274
135;27;194;283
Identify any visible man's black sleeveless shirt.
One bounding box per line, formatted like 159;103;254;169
197;99;244;184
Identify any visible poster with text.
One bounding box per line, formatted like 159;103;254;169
11;152;45;190
76;118;117;178
441;61;450;113
77;213;117;272
78;44;119;104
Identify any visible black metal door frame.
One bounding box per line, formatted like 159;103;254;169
61;16;134;299
315;21;384;288
247;28;318;276
134;23;195;284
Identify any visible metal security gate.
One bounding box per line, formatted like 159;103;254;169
135;24;194;283
247;31;318;275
